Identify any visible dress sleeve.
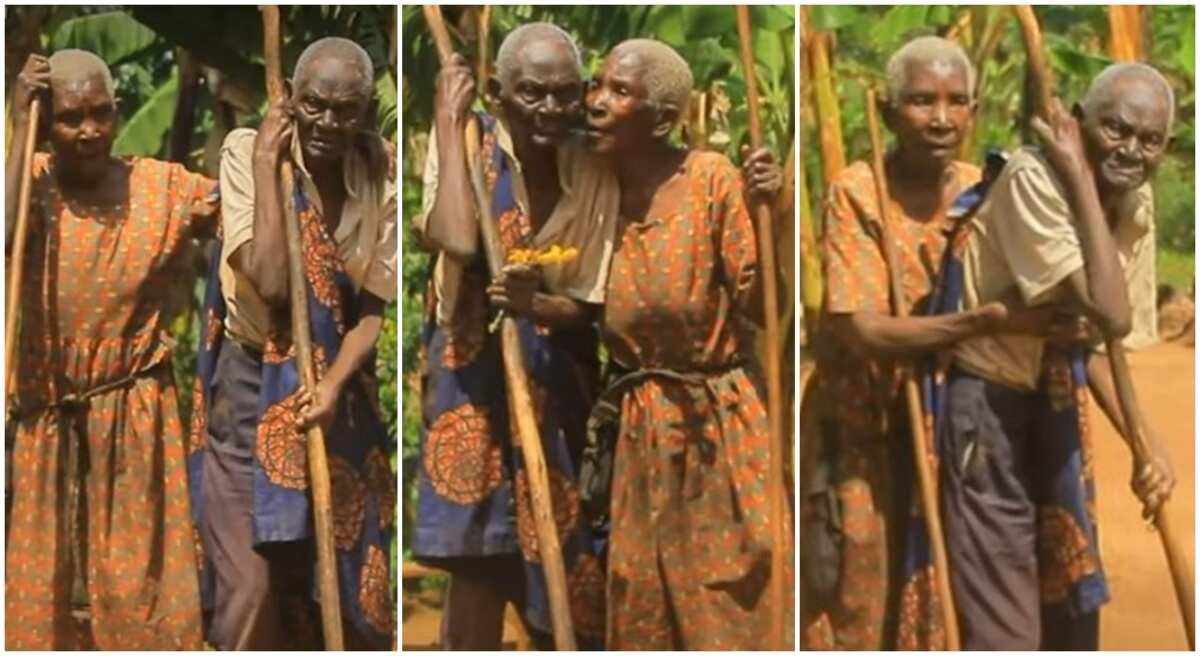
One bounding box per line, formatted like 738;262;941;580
821;168;889;315
179;167;220;239
713;156;759;312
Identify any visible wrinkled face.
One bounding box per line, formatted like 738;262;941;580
584;49;659;156
49;74;116;178
291;57;371;164
497;39;583;149
1079;77;1170;194
885;57;974;167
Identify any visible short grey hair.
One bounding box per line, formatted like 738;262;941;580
885;36;975;104
48;49;115;99
611;38;692;123
495;22;582;85
293;36;374;98
1081;62;1175;128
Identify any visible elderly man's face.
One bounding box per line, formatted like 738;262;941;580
584;49;658;156
291;56;371;164
497;39;583;148
49;74;117;177
1079;76;1171;194
885;57;974;168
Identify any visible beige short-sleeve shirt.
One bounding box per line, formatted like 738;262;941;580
954;147;1157;390
415;118;619;324
219;128;398;347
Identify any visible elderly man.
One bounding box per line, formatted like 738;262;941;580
5;50;216;649
937;62;1176;649
411;22;617;650
189;36;396;649
804;37;1061;650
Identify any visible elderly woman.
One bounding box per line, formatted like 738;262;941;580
5;50;215;649
584;38;784;649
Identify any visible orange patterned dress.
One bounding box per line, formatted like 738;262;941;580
803;159;979;650
603;150;791;649
6;154;217;649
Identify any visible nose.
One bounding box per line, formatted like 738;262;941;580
317;108;337;129
540;93;561;115
931;101;950;127
1116;136;1144;161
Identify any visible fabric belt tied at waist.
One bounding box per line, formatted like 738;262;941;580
579;359;744;522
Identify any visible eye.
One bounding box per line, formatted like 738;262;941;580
616;85;629;97
951;94;970;106
909;94;933;106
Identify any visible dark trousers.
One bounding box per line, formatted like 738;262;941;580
940;369;1099;650
430;554;534;650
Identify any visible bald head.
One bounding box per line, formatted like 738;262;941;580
885;36;974;105
293;37;374;98
48;49;114;100
610;39;692;123
494;22;581;87
1082;62;1175;128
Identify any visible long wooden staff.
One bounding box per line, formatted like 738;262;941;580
864;87;961;650
5;99;40;401
1013;6;1194;647
734;7;789;649
421;5;577;649
260;7;343;649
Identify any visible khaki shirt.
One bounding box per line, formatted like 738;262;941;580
219;128;398;347
416;118;619;324
954;147;1157;390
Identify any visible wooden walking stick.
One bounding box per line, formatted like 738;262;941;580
5;98;39;401
421;5;578;649
260;7;343;649
1013;6;1195;646
864;87;962;650
735;7;790;649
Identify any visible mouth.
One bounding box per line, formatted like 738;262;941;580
1105;159;1144;181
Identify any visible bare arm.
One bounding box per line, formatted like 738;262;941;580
419;53;479;262
1032;100;1132;337
227;99;293;311
297;292;387;432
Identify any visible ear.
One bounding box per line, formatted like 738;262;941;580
651;104;679;139
1071;101;1086;122
880;95;897;132
486;75;503;105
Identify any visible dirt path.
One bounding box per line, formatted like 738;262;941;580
1094;340;1194;650
403;341;1195;650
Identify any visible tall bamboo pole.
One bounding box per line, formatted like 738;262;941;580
865;87;962;651
1014;5;1193;648
421;6;577;649
735;7;790;649
5;99;39;403
260;7;343;649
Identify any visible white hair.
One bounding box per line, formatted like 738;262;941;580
885;36;975;104
48;49;115;99
293;36;374;98
495;22;582;85
611;38;692;124
1082;62;1175;128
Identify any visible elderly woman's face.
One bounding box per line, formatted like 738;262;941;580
886;58;973;166
292;57;371;165
49;74;116;174
1079;77;1171;194
584;50;657;156
498;39;583;148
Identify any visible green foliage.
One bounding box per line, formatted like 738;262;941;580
804;5;1194;282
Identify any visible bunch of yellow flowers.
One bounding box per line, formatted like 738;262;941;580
506;244;580;265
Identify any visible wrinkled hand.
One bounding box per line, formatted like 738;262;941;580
487;263;541;316
1030;97;1091;187
13;54;50;121
435;53;476;129
295;378;340;435
254;97;295;162
1132;436;1175;520
740;145;782;206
